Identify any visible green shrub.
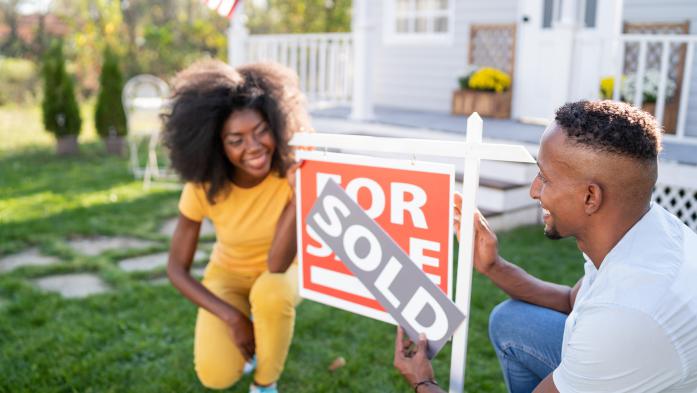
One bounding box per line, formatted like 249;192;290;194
41;40;82;137
94;46;127;138
0;58;41;105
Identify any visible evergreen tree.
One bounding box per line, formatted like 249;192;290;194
41;39;82;138
94;45;127;138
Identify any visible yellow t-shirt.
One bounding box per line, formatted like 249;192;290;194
178;173;293;274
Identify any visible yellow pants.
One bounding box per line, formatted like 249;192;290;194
194;262;300;389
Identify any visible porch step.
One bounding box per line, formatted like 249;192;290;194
457;176;541;231
480;159;538;185
456;176;537;213
480;205;541;232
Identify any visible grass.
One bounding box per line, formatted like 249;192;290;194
0;105;584;392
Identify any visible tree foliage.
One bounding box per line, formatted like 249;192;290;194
94;45;127;138
41;39;82;137
247;0;352;34
4;0;352;100
50;0;228;96
0;0;30;57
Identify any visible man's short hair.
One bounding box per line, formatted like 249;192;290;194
555;100;662;162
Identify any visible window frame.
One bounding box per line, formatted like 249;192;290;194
382;0;455;46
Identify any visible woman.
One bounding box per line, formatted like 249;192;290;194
164;60;309;393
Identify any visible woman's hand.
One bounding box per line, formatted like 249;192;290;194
168;214;257;359
225;312;256;361
286;160;304;194
453;192;501;276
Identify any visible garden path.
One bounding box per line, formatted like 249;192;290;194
0;217;214;298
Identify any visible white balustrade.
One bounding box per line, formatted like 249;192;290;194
246;33;353;106
615;34;697;141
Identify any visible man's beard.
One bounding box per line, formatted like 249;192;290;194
544;225;563;240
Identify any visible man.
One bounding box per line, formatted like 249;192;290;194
394;100;697;393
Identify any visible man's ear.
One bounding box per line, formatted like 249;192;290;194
584;183;602;215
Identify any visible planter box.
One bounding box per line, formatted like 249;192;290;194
452;89;512;119
56;135;79;155
105;135;125;156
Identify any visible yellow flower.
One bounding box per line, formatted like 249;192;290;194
468;67;511;93
600;76;614;99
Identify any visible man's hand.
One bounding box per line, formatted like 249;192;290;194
393;326;435;387
225;313;256;361
453;192;501;275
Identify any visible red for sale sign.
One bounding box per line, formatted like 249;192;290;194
295;150;454;323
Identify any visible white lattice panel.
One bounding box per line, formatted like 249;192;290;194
469;24;516;76
653;184;697;232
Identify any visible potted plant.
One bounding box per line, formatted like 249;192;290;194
452;66;512;119
95;46;128;155
600;71;678;131
41;39;82;155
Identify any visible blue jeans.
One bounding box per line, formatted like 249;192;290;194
488;300;567;393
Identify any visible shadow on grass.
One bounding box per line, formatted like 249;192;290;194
0;190;179;255
0;143;139;200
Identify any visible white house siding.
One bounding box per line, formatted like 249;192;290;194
372;0;518;113
624;0;697;138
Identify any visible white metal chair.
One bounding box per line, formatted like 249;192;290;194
122;74;174;188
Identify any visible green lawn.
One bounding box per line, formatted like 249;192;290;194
0;106;584;392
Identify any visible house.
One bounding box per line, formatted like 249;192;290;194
227;0;697;232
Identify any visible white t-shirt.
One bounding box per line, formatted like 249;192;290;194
553;204;697;393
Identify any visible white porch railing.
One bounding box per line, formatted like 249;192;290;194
246;33;353;106
614;34;697;142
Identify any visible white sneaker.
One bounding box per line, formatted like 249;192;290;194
243;356;256;375
249;382;277;393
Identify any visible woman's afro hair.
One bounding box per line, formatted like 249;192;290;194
162;59;310;203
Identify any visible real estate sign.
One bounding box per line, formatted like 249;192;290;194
307;179;464;358
295;150;454;324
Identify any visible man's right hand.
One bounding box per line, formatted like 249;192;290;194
225;312;256;361
453;192;501;275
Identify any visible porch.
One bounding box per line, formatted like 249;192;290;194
311;105;697;167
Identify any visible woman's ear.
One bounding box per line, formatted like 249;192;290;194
584;183;603;215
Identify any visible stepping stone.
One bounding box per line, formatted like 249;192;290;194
160;218;215;238
149;277;170;286
198;241;216;252
191;266;206;278
0;248;60;273
33;273;110;298
67;236;157;257
118;250;207;272
148;266;206;286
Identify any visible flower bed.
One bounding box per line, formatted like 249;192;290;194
452;66;512;119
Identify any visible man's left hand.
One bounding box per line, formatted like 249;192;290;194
394;326;435;386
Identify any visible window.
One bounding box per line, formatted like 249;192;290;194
542;0;558;29
384;0;454;45
582;0;597;29
541;0;597;29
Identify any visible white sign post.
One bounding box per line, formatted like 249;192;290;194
290;113;535;392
